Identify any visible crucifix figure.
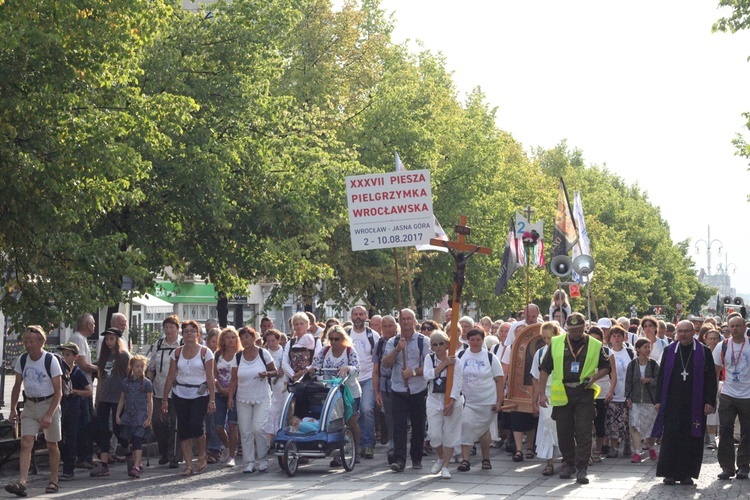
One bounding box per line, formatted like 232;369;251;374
681;369;689;382
429;215;491;404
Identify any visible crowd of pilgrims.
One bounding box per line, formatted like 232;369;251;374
5;288;747;496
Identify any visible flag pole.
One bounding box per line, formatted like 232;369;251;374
404;247;415;310
393;248;403;311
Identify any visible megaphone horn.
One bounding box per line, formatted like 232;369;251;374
572;254;595;277
734;297;744;306
723;296;732;305
550;255;573;278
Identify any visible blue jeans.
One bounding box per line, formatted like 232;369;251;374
358;378;375;448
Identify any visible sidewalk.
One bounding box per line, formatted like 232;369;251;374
0;438;747;499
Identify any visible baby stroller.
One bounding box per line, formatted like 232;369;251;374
272;369;356;477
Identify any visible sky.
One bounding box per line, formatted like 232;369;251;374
378;0;750;297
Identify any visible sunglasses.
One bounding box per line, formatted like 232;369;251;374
329;337;343;343
421;325;435;331
431;341;446;347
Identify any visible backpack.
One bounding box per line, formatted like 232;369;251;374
392;334;426;366
20;351;71;397
624;346;636;360
154;337;183;373
287;337;317;375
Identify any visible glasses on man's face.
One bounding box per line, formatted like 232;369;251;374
431;341;446;347
329;337;343;343
421;325;435;332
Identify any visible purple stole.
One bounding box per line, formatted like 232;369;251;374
651;340;705;438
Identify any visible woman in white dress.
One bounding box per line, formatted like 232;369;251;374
262;329;287;442
456;328;505;472
531;322;562;476
423;331;463;479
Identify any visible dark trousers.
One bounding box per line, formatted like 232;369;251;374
61;400;81;475
553;386;596;470
96;401;120;455
391;389;427;465
79;398;93;462
153;396;180;461
718;394;750;471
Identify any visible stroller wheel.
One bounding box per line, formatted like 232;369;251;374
341;427;355;471
284;440;299;477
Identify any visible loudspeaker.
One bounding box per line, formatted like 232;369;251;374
723;296;732;305
573;255;595;277
550;255;573;278
734;297;744;306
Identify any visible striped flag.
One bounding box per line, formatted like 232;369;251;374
551;178;578;257
571;191;592;283
495;218;522;295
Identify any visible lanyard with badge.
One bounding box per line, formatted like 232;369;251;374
567;335;585;374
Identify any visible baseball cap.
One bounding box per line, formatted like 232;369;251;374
58;342;79;355
597;318;612;329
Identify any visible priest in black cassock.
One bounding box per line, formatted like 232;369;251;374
652;320;717;485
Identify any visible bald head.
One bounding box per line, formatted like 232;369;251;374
525;303;540;324
676;320;695;345
399;308;416;336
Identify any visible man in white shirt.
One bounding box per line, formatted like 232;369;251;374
714;314;750;480
348;306;380;460
68;313;97;468
505;304;541;351
5;325;63;497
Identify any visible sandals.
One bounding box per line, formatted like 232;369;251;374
481;459;492;470
180;467;193;476
45;483;59;494
542;464;555;476
512;451;524;462
457;460;471;472
195;462;207;474
4;483;27;497
526;449;535;459
592;451;602;463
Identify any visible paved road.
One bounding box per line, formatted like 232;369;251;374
0;439;747;499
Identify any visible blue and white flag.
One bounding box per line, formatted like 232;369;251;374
571;191;592;283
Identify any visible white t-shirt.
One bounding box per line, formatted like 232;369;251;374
610;347;633;402
69;331;93;383
423;353;463;411
649;337;668;363
713;338;750;399
235;349;273;404
596;346;613;399
530;345;551;393
15;351;62;398
170;346;214;399
460;349;504;406
215;352;237;391
349;328;379;382
311;347;361;398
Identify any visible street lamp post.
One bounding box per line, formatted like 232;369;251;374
695;225;723;276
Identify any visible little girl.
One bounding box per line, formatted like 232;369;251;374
548;290;572;320
624;339;659;463
116;355;154;478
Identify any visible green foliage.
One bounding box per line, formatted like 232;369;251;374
0;0;709;330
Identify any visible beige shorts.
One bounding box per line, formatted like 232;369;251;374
21;398;62;443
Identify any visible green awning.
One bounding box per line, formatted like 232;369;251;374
154;282;218;304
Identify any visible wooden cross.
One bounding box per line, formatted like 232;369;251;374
523;205;535;221
429;215;491;405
